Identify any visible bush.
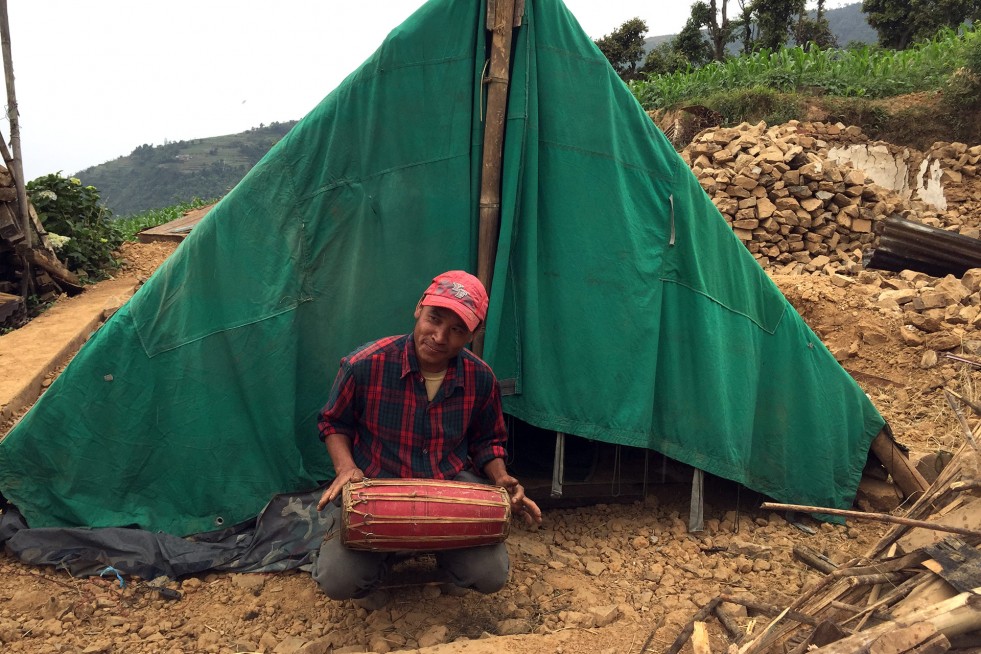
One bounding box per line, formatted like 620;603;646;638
942;33;981;110
26;174;123;280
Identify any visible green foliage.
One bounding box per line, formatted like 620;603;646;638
26;174;123;280
633;25;976;110
942;30;981;109
862;0;981;49
594;18;649;81
114;197;218;242
753;0;807;51
674;5;714;67
702;87;803;125
642;43;694;76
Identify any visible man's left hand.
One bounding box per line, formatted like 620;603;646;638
493;472;542;527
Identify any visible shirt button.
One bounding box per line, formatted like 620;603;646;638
422;448;429;454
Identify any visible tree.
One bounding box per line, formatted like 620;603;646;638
752;0;807;51
673;8;715;67
641;42;693;76
735;0;757;54
862;0;981;49
594;18;649;81
793;0;838;49
704;0;740;61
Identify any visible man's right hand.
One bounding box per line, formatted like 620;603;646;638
317;466;364;510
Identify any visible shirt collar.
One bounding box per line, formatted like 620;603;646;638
401;334;464;388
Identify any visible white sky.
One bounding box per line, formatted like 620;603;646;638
7;1;856;181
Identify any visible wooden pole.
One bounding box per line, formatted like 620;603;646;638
0;0;34;301
473;0;517;357
869;429;930;498
760;502;981;539
0;0;29;247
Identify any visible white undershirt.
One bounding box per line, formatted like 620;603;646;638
422;369;447;401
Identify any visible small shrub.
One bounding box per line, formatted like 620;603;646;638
702;87;803;126
26;174;123;280
942;34;981;111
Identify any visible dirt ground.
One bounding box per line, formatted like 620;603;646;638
1;169;979;653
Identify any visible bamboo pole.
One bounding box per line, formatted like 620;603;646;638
473;0;517;357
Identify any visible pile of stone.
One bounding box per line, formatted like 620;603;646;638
871;267;981;355
680;120;981;275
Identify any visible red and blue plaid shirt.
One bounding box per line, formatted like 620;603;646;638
318;334;509;479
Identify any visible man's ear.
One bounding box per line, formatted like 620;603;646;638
414;302;423;320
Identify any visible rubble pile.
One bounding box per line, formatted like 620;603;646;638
681;121;981;274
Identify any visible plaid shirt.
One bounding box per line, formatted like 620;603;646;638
318;334;509;479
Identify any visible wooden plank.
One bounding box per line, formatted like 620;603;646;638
869;431;930;499
137;204;214;243
868;622;936;654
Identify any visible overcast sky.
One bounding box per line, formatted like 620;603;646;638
7;1;856;181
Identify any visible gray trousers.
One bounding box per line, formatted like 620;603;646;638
310;471;510;599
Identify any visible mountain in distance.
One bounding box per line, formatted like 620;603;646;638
80;3;876;218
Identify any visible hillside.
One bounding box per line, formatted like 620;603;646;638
75;121;297;217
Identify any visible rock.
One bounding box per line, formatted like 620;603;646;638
899;326;925;346
856;477;903;512
496;618;533;635
911;450;954;484
925;332;961;351
231;574;266;593
585;560;607;576
920;350;939;368
417;625;448;648
588;604;620;627
367;634;392;653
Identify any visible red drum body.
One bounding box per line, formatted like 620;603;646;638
341;478;511;552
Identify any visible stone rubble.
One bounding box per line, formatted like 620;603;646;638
683;121;981;364
682;121;981;274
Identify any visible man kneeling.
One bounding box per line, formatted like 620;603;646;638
311;271;541;609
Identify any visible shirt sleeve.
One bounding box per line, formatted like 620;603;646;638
318;362;357;442
467;379;509;469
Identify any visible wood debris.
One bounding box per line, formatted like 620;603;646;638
665;405;981;654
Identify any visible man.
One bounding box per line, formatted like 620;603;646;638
311;270;542;609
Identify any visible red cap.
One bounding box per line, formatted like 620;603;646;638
420;270;488;332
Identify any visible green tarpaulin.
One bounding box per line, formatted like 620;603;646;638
0;0;884;537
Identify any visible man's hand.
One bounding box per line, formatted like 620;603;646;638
493;472;542;527
317;466;364;511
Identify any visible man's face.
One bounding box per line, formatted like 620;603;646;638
412;304;474;373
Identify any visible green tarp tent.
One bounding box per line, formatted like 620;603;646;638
0;0;884;538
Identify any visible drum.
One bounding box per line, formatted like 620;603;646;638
341;478;511;552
